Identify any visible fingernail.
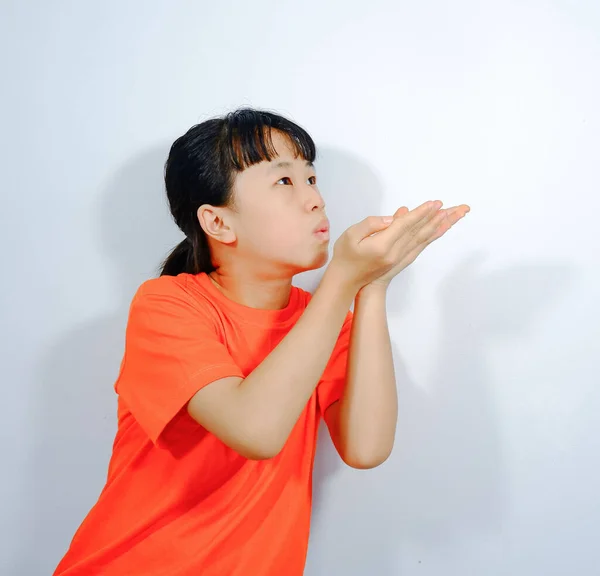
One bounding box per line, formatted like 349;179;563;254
383;216;394;224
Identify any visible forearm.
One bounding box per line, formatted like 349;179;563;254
238;264;357;454
337;285;398;466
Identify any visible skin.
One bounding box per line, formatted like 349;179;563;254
196;132;328;310
187;130;470;466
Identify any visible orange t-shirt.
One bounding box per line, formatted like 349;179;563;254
54;272;352;576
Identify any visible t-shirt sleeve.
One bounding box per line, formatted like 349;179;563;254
115;280;245;444
317;310;354;415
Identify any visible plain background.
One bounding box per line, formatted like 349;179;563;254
1;1;599;574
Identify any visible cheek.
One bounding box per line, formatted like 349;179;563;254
240;215;295;250
263;221;302;248
248;206;301;242
236;201;313;256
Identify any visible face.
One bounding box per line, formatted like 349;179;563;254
214;131;330;276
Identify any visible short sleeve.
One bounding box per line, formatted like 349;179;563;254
115;279;245;443
317;310;353;415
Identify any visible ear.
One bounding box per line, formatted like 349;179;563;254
197;205;237;245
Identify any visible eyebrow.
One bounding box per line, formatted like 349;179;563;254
269;160;315;171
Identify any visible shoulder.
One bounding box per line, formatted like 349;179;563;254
134;274;214;304
128;274;218;325
135;273;193;298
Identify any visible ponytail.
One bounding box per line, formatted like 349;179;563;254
160;233;215;277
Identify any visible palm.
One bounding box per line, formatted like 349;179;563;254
369;203;470;287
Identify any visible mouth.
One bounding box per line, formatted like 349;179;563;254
314;219;330;241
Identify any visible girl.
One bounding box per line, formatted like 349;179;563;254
54;108;469;575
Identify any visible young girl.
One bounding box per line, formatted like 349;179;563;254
54;108;468;575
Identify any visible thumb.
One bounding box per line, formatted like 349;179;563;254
393;206;409;218
352;215;395;240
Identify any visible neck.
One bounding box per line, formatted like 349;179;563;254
208;265;293;311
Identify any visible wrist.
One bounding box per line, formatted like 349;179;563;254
357;282;388;300
355;283;388;323
322;261;362;300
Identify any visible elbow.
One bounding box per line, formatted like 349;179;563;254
340;444;394;470
187;403;286;460
233;427;285;461
238;442;282;461
342;452;391;470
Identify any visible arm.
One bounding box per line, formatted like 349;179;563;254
324;203;469;468
324;284;397;469
188;264;358;460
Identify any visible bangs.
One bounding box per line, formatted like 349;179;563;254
221;108;316;171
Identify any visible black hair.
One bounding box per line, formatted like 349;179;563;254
160;108;317;276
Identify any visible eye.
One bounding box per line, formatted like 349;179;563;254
307;175;317;185
276;177;293;185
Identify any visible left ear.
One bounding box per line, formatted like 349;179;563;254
196;205;237;245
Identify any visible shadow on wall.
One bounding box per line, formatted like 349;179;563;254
303;146;404;575
389;258;573;573
27;142;391;575
304;149;574;575
25;144;180;575
22;141;574;576
296;145;413;318
285;144;394;505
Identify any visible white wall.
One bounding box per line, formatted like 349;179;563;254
1;1;599;574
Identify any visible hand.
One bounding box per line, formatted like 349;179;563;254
330;201;467;292
367;202;470;288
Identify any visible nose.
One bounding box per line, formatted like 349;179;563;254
305;185;325;212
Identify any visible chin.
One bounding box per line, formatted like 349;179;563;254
305;251;330;271
287;258;328;277
283;245;330;275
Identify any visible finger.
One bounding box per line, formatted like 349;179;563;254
418;205;468;240
351;215;395;242
392;206;409;218
406;201;444;235
395;218;451;269
415;209;452;245
365;206;409;239
442;204;470;226
380;200;441;246
394;205;469;268
392;200;445;248
419;205;466;245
